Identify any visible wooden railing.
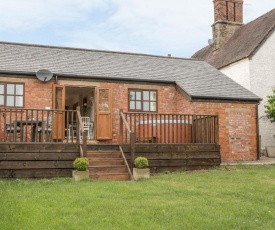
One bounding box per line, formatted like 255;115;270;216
120;112;219;145
120;110;136;171
76;106;87;157
0;108;81;144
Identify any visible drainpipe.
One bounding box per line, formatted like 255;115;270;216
256;103;260;160
55;75;58;84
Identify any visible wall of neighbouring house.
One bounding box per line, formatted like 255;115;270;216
0;75;258;162
219;30;275;153
250;30;275;152
220;58;251;91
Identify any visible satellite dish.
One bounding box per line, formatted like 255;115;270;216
208;39;214;47
36;69;53;82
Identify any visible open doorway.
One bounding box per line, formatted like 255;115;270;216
65;86;95;139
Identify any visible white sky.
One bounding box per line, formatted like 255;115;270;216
0;0;274;58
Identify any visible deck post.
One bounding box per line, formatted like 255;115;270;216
130;132;136;171
82;131;87;157
119;109;123;144
76;106;80;144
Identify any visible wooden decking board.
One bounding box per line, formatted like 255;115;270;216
122;144;220;153
0;143;221;178
0;152;78;160
0;169;72;178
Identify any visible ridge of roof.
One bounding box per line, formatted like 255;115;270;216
0;40;200;62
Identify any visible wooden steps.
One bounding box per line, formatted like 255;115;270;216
88;150;132;181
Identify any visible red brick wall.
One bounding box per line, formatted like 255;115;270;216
107;82;257;162
214;0;243;23
1;76;257;162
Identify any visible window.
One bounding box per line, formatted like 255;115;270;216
0;83;24;107
129;89;157;112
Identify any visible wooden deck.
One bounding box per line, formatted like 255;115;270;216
0;143;220;178
0;109;220;179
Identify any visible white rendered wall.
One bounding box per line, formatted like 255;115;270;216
250;31;275;151
220;58;251;90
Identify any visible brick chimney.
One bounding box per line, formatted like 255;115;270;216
212;0;243;51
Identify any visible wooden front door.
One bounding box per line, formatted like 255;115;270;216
96;88;112;140
52;84;65;141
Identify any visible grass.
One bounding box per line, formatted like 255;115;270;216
1;165;275;230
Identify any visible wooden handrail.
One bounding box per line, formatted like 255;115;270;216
120;110;136;171
120;111;131;134
119;146;134;181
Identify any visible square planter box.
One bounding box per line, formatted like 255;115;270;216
72;170;89;181
266;146;275;158
133;168;150;180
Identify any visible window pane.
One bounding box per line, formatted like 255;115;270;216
16;85;24;95
150;102;156;111
130;101;135;110
0;95;4;105
15;96;23;107
7;96;14;106
129;91;135;100
143;102;149;111
150;91;156;101
0;85;4;94
7;84;15;94
143;91;149;100
136;92;141;100
136;101;141;110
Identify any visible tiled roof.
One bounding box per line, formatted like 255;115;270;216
192;8;275;69
0;41;260;102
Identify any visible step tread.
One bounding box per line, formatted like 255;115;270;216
90;173;131;181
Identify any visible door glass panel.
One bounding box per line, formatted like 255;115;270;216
99;89;109;112
7;96;14;106
7;84;15;94
55;88;63;109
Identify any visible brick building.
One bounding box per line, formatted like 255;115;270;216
0;41;260;162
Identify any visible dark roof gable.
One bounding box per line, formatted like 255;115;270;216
192;8;275;69
0;41;260;102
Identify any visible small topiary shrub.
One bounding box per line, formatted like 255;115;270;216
73;157;89;171
134;157;148;169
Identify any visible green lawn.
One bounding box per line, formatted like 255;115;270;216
1;165;275;230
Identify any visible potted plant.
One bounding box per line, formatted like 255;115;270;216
133;157;150;180
72;157;90;181
264;90;275;157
